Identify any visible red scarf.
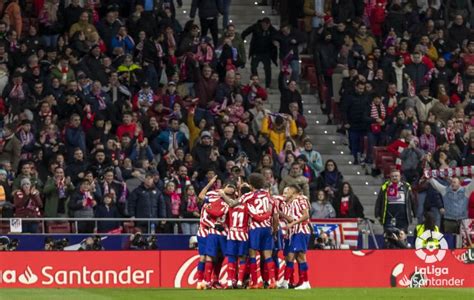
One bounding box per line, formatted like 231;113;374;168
168;191;181;216
387;183;399;198
186;195;199;213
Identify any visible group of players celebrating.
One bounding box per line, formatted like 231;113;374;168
194;173;311;290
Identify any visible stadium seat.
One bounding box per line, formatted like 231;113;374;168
47;222;71;234
0;222;9;234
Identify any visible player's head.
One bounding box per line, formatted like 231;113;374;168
287;184;301;199
282;186;291;199
223;180;237;196
240;183;252;195
247;173;266;190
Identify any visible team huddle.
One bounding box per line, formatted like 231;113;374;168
194;173;311;290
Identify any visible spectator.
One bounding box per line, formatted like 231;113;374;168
278;79;302;115
69;11;97;40
261;113;297;153
300;138;323;178
189;0;222;47
242;18;278;89
95;192;122;233
4;0;22;37
42;166;74;218
316;159;343;198
405;52;429;92
68;179;97;233
375;169;415;231
0;123;21;172
273;24;306;82
180;185;200;235
333;182;364;218
429;176;474;234
344;81;370;164
127;173;165;233
13;178;42;233
279;162;310;198
311;189;335;218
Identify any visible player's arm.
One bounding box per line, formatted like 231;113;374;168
272;212;279;233
288;208;309;228
218;190;240;208
198;175;218;201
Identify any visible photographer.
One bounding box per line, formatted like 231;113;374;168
129;232;158;250
79;236;104;251
44;237;69;251
384;228;409;249
314;231;336;250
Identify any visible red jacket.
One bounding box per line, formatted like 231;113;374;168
116;123;143;142
387;139;408;157
369;2;386;37
242;84;268;101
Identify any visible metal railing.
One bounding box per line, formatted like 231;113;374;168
0;217;200;235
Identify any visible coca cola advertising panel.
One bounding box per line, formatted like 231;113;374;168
0;251;160;288
161;249;474;288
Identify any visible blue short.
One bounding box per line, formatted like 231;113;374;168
273;230;284;251
198;236;207;256
226;239;249;257
283;238;291;257
205;234;227;257
249;227;274;251
289;233;310;253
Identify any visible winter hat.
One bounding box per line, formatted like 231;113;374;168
21;178;31;187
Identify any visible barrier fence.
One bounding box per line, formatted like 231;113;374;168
1;217;473;250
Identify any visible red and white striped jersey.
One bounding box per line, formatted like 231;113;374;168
273;195;289;238
240;190;277;230
227;204;250;241
197;203;212;238
288;195;311;236
204;190;222;203
205;191;229;236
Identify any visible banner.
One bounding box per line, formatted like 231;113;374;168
311;218;359;249
161;249;474;288
0;251;160;288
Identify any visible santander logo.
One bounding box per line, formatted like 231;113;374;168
18;266;38;285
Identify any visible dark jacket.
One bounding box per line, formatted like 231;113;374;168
333;192;364;218
344;92;371;131
190;0;222;19
95;203;122;233
127;183;165;218
405;62;429;91
241;20;278;63
278;73;303;114
375;180;415;225
316;170;344;193
273;29;306;60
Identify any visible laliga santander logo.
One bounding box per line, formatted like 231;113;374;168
415;230;448;263
174;255;285;287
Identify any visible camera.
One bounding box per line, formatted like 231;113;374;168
0;236;18;251
130;232;158;250
79;236;104;251
44;237;69;251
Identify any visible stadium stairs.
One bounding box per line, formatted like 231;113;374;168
175;2;389;235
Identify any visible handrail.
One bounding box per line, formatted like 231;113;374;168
0;217;200;234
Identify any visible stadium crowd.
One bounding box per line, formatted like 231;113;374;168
0;0;471;247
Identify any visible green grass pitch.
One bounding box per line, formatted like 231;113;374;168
0;288;473;300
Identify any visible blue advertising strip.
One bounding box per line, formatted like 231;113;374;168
1;234;195;251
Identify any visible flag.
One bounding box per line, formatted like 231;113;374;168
311;218;359;249
461;219;474;248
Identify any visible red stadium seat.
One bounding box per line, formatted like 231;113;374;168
47;222;71;234
0;222;9;234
